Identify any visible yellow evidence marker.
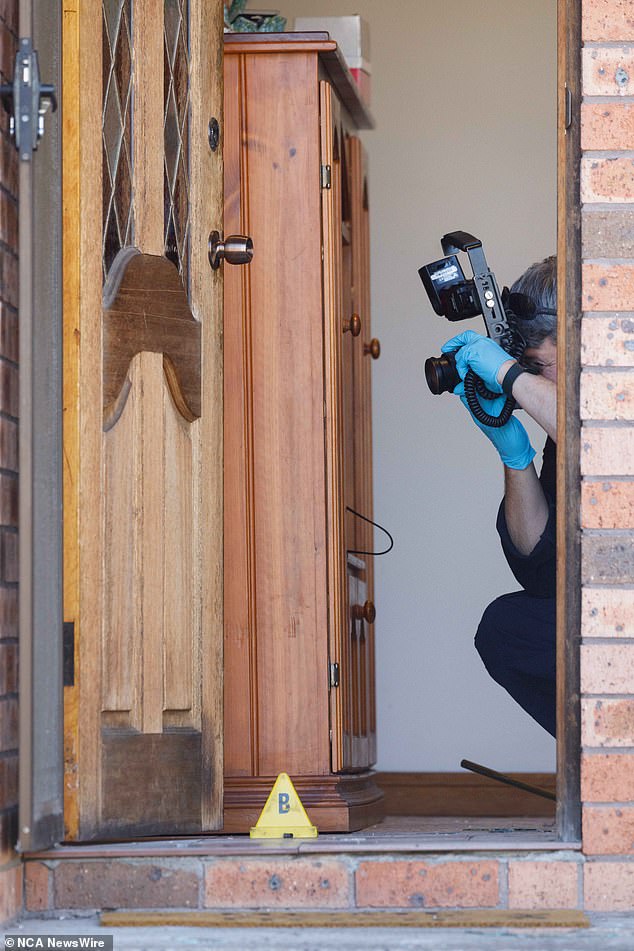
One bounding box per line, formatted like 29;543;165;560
250;772;318;838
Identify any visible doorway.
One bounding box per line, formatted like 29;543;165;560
54;0;581;845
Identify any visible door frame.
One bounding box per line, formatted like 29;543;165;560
556;0;582;842
21;0;582;846
17;0;64;853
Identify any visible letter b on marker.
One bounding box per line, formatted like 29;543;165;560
278;792;290;814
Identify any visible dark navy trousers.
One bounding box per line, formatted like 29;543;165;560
475;592;556;737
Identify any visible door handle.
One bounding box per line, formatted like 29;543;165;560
352;600;376;624
363;338;381;359
343;313;362;336
208;231;254;270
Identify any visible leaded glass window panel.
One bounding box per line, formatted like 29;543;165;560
164;0;191;287
102;0;134;278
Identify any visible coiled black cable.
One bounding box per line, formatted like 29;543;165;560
463;335;525;429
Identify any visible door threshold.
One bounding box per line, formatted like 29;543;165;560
27;816;581;859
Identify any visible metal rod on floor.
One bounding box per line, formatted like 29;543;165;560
460;759;556;802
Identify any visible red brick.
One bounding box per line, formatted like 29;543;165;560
204;858;350;909
0;253;17;309
583;0;634;41
0;809;16;862
24;862;50;912
582;102;634;150
0;191;17;249
583;805;634;854
582;753;634;802
54;860;200;909
582;587;634;636
581;643;634;694
581;424;634;475
0;530;18;584
0;416;17;473
0;698;17;752
581;369;634;420
0;361;18;417
582;479;634;527
583;46;634;95
583;263;634;313
583;697;634;746
0;755;18;806
0;475;17;529
0;588;17;640
508;860;579;909
0;861;22;925
0;23;14;83
581;155;634;203
0;137;18;203
0;642;17;695
0;0;18;35
355;860;499;909
585;861;634;910
0;306;18;365
581;316;634;368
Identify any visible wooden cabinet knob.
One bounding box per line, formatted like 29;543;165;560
363;338;381;359
352;600;376;624
343;313;361;336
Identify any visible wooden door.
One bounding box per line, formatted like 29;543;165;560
63;0;224;839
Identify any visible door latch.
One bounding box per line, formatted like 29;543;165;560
0;39;57;161
208;231;254;270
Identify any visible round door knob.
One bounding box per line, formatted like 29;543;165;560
343;313;361;336
352;600;376;624
364;338;381;359
208;231;254;270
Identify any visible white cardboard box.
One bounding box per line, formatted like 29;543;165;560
293;15;371;73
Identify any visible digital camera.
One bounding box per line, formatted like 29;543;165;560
419;232;536;427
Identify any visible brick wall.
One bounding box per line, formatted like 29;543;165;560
579;0;634;912
0;0;21;926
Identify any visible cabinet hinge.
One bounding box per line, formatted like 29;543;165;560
63;621;75;687
320;164;332;189
564;83;572;131
329;661;340;688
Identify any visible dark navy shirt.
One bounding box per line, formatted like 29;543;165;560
496;437;556;598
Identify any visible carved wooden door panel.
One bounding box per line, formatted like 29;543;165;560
63;0;225;838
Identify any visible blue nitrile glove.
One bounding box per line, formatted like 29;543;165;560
441;330;509;394
453;382;536;470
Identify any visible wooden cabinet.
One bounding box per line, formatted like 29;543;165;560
223;33;383;832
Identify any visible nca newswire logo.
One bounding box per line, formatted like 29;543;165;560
4;937;113;949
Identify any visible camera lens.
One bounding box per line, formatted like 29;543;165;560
424;352;461;395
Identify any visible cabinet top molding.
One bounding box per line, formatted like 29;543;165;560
224;32;375;131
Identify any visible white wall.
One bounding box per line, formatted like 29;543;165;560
274;0;557;771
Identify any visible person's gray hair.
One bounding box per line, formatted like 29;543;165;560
510;254;557;349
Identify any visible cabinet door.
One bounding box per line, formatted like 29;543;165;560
224;53;331;783
322;89;377;771
349;135;378;766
